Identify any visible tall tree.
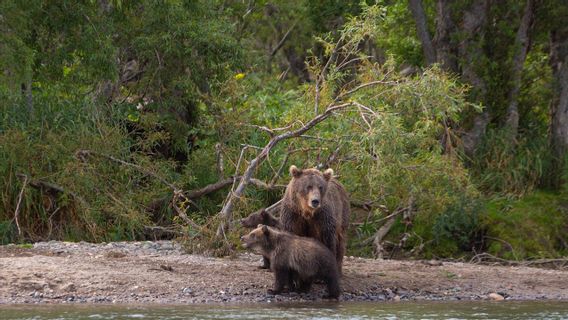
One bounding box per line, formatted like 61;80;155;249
459;0;490;156
408;0;437;65
550;24;568;186
433;0;456;71
504;0;537;138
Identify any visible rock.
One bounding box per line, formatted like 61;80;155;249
62;283;76;292
488;292;505;301
393;295;401;302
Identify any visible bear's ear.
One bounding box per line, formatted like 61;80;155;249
260;209;267;217
323;168;334;181
289;165;303;178
261;225;269;235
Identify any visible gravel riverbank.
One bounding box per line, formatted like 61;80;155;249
1;241;567;304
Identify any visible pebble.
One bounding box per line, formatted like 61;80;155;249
488;292;505;301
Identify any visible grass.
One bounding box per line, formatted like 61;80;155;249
482;191;568;260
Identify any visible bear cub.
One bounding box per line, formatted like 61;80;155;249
240;208;281;229
241;209;281;269
241;224;340;299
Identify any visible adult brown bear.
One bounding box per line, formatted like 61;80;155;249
280;165;350;272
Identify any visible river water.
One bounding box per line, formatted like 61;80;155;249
2;301;568;319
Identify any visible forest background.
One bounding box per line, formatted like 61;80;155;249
1;0;567;262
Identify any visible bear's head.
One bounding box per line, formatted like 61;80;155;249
240;224;273;253
289;165;334;218
240;209;279;229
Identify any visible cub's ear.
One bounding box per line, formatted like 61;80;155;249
261;225;269;235
289;165;303;178
323;168;334;181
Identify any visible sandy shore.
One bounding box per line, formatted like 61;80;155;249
1;241;567;304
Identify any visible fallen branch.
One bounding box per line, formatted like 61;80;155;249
14;174;28;237
216;102;355;236
186;176;285;199
469;252;568;270
18;173;87;207
373;216;397;259
371;198;414;258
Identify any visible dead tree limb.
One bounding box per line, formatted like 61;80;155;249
270;21;297;57
216;102;355;236
14;174;28;236
373;216;397;259
18;173;88;208
186;176;285;199
372;198;414;258
215;143;224;179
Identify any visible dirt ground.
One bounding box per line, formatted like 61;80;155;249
0;241;567;304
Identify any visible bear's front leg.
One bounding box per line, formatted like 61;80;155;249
268;268;290;295
258;256;271;270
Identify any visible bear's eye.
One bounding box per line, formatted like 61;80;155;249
319;186;324;192
307;185;313;191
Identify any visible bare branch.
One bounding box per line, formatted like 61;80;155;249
216;102;355;236
315;37;343;115
215;143;224;179
336;80;397;101
172;190;201;230
186;176;285;199
14;174;28;237
270;21;297;57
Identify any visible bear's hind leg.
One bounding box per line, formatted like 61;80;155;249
322;275;340;299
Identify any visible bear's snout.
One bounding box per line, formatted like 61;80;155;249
311;199;320;208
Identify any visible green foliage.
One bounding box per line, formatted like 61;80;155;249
0;95;189;243
432;197;483;254
482;192;568;259
0;0;566;262
472;129;552;196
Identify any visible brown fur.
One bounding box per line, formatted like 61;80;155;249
280;166;350;272
240;209;281;269
241;225;340;299
240;209;281;229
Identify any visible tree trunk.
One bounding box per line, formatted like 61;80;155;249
433;0;457;71
504;0;536;138
458;0;490;156
550;26;568;187
408;0;437;66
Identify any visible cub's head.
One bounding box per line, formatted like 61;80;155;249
240;209;279;229
289;165;334;218
240;224;273;253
